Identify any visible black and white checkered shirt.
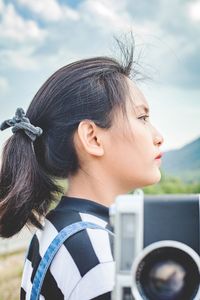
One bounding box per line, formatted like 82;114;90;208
20;195;115;300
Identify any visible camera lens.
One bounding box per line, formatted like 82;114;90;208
131;241;200;300
148;260;186;296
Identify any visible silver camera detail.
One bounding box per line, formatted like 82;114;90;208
109;190;200;300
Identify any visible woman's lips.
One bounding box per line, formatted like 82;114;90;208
155;153;163;159
155;153;163;165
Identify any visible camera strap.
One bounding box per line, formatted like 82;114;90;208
30;221;115;300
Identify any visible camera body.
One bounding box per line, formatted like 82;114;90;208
109;191;200;300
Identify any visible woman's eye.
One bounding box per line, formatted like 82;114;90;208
138;115;149;122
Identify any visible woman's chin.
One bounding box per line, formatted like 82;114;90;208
145;169;161;186
152;169;162;184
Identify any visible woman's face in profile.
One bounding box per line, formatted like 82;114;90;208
104;78;164;191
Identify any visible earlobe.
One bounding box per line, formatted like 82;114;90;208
77;120;104;157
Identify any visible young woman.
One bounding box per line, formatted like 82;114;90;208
0;40;164;299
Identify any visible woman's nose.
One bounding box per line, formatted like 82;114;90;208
154;132;164;146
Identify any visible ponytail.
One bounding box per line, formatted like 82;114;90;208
0;131;63;238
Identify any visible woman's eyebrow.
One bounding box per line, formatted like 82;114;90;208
135;104;150;114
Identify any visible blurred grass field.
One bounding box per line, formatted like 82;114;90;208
0;249;25;300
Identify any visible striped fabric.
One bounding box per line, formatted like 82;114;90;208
20;195;115;300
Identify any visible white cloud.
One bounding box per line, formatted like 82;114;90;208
188;0;200;22
0;2;46;43
18;0;79;22
0;0;4;13
78;0;161;47
0;1;47;70
79;0;132;31
0;47;40;70
0;76;9;94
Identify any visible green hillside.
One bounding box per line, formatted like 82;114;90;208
161;137;200;183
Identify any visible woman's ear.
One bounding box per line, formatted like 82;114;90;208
75;120;104;157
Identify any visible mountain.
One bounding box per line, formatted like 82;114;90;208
161;137;200;183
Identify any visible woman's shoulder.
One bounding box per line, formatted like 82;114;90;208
21;208;115;299
47;212;115;299
43;208;114;265
23;209;114;299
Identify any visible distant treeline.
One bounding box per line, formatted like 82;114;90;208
142;172;200;194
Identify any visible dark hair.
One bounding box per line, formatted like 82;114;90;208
0;35;143;238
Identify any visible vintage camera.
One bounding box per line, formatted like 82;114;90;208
109;190;200;300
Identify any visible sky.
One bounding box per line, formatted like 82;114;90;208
0;0;200;152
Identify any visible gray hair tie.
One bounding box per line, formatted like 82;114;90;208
0;107;43;142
